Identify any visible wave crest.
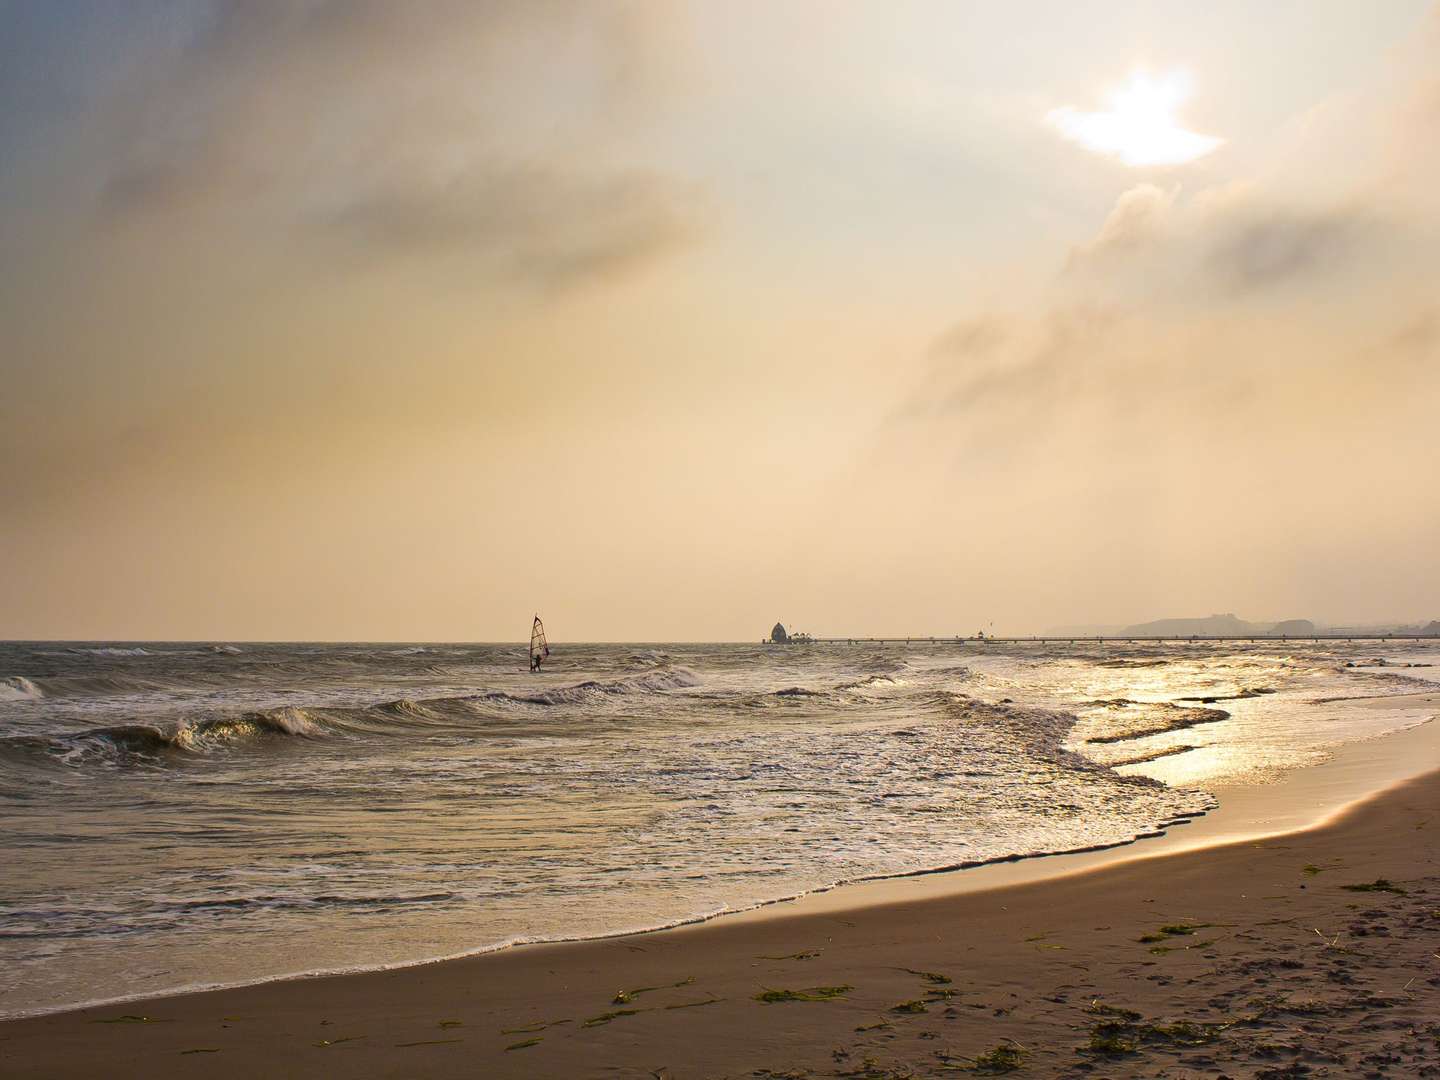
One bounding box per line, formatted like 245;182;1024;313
1;707;332;768
2;676;44;701
478;667;702;707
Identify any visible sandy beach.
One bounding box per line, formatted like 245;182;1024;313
4;696;1437;1079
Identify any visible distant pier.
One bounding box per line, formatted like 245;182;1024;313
785;634;1440;645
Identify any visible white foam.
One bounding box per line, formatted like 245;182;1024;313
1;675;43;701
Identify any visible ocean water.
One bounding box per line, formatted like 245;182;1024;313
1;639;1436;1018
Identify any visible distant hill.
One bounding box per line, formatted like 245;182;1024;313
1052;615;1427;638
1269;619;1316;636
1122;613;1258;637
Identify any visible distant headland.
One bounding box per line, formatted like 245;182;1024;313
1059;613;1440;638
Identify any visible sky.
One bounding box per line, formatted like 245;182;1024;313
2;0;1438;641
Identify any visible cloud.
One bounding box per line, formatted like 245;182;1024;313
89;0;697;291
1061;183;1395;307
918;191;1423;443
1068;183;1178;264
1204;208;1369;292
319;167;697;289
907;28;1440;477
928;316;1010;362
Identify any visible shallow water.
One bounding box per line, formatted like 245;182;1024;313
1;639;1435;1017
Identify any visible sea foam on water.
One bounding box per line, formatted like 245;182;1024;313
0;638;1434;1018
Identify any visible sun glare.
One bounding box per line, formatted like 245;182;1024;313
1047;69;1223;166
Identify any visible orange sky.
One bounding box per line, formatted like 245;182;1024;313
2;2;1438;640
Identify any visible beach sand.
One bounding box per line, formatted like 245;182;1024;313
4;701;1438;1078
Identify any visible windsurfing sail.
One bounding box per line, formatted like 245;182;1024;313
530;615;550;662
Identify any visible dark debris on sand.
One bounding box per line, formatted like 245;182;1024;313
808;866;1440;1079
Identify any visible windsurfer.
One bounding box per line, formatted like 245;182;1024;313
530;615;549;673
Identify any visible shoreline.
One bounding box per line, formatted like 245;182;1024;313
8;692;1433;1028
1;692;1436;1026
2;696;1437;1076
746;690;1440;924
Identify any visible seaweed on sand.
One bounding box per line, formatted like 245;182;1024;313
889;998;929;1014
505;1037;542;1051
937;1043;1027;1073
1083;1010;1228;1057
1087;1002;1141;1022
1339;879;1406;894
1144;1020;1224;1046
1085;1023;1139;1055
755;985;853;1003
582;1008;644;1027
1148;938;1216;955
93;1014;167;1024
966;1042;1026;1073
500;1018;570;1035
1246;996;1333;1018
834;1057;914;1079
1138;922;1212;943
612;975;695;1004
899;967;952;984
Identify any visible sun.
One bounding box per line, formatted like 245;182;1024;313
1047;69;1223;167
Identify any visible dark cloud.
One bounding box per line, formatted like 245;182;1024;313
319;167;696;289
85;0;696;290
1064;184;1386;301
1204;208;1369;293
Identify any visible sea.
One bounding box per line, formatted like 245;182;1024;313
2;639;1437;1019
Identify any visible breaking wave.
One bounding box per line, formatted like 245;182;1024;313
0;707;330;767
1104;745;1198;768
1078;701;1231;745
476;667;702;707
2;676;43;702
836;673;901;691
7;673;177;698
0;667;709;770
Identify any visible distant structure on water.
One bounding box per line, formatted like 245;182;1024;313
768;622;813;645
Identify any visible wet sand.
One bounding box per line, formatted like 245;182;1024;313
4;698;1438;1078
